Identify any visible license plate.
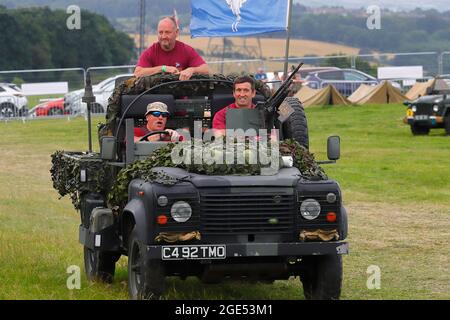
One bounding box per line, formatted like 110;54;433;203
161;245;226;260
414;115;428;120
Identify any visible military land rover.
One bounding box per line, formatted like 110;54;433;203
51;66;349;300
404;77;450;135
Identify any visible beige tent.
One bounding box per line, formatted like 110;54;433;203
296;85;350;107
405;79;436;100
347;81;408;105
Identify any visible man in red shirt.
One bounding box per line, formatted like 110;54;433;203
212;75;256;135
134;17;209;80
134;102;181;142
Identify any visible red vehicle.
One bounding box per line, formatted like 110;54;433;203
34;98;68;116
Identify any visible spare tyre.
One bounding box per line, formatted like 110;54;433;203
282;97;309;149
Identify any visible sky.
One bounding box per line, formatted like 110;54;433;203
294;0;450;12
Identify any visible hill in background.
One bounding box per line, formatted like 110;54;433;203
131;33;360;58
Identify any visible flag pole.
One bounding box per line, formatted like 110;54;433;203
283;0;293;77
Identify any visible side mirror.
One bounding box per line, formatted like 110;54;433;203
100;136;116;160
327;136;340;161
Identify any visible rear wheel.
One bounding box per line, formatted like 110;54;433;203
48;107;63;116
91;103;104;114
128;228;165;300
282;97;309;149
411;124;430;135
300;254;342;300
83;247;119;283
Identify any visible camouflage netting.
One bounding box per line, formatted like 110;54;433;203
99;73;272;138
50;151;111;210
51;140;327;210
107;139;327;207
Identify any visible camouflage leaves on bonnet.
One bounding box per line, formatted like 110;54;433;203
51;141;326;210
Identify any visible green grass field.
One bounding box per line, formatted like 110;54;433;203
0;104;449;300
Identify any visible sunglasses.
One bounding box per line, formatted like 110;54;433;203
147;111;169;118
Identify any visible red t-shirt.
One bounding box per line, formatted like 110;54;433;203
212;103;256;130
137;41;205;70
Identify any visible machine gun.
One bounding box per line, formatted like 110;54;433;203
258;62;303;130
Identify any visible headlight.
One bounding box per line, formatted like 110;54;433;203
411;105;417;112
170;201;192;223
433;104;439;112
300;199;321;220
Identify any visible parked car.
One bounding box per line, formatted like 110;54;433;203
304;68;379;96
266;67;339;92
403;77;450;135
0;83;28;118
64;74;132;115
30;98;67;117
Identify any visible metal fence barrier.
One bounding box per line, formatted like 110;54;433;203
0;67;85;120
0;51;446;121
318;80;379;97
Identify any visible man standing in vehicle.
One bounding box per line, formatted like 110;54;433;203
134;17;209;80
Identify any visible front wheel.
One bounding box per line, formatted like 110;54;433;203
83;247;119;283
300;254;343;300
444;116;450;135
0;102;18;118
410;124;430;135
128;228;165;300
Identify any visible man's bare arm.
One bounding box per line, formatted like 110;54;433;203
134;65;180;77
191;63;209;75
179;64;209;80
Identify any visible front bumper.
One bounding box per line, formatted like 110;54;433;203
404;115;443;127
145;241;349;259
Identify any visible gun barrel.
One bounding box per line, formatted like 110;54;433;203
267;62;303;111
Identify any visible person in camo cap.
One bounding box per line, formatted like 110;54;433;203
135;102;181;142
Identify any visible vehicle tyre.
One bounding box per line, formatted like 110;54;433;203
282;97;309;149
83;247;119;284
300;254;342;300
0;102;18;118
339;206;348;240
19;106;28;117
128;228;165;300
91;103;104;114
48;107;63;116
410;124;430;135
444;116;450;135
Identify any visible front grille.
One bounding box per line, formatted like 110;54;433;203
415;104;433;116
200;188;295;234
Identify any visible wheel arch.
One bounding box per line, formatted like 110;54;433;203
121;198;152;249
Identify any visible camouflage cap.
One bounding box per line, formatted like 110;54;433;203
145;102;170;116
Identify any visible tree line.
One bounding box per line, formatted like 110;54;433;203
0;6;135;71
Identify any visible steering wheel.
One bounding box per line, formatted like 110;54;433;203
139;130;170;142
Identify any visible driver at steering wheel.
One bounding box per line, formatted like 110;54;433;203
135;102;181;142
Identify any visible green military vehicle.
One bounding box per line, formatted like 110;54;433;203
404;77;450;135
51;67;348;300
